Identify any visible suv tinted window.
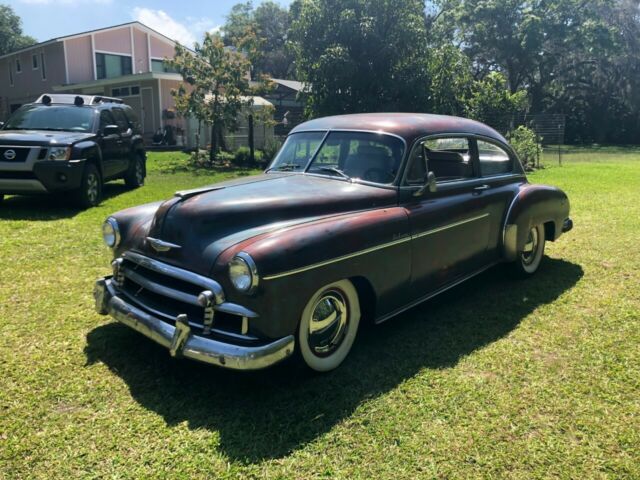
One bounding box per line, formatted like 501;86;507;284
478;140;512;176
99;110;116;131
111;108;129;131
122;107;140;131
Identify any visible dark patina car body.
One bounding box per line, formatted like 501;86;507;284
94;113;572;372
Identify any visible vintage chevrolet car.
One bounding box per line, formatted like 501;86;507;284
94;113;573;372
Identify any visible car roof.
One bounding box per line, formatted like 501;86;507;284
290;113;507;146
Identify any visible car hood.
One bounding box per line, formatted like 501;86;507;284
0;130;94;146
133;173;397;275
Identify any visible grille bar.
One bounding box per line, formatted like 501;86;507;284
121;265;200;306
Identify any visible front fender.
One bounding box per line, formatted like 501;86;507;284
503;184;570;261
213;208;412;338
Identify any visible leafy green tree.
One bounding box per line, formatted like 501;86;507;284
289;0;431;117
0;4;36;56
465;72;528;128
170;33;254;162
222;1;294;78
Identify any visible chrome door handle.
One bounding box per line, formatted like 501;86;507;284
474;184;490;192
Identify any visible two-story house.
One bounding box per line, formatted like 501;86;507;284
0;22;185;138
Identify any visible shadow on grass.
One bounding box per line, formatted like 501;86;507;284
0;182;131;221
85;258;582;463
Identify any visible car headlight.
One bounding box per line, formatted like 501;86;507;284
48;146;71;161
228;252;259;294
102;217;120;248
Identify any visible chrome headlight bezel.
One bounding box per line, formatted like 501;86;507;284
102;217;121;249
228;252;259;294
48;146;71;161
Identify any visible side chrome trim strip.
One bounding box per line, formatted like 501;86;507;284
262;235;412;281
412;213;489;240
374;262;499;325
263;213;490;281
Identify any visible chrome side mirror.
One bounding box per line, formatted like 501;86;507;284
413;171;437;197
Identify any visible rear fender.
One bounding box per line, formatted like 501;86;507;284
503;184;570;261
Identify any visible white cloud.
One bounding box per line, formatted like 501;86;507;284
133;8;197;47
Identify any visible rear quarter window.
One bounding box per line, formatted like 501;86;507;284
477;140;513;176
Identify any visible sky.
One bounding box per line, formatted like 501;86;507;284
6;0;292;47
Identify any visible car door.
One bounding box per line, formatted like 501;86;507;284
474;137;524;262
400;136;498;298
110;107;132;175
98;110;121;179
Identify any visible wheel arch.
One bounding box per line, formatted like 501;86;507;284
502;184;570;261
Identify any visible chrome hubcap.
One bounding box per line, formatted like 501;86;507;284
308;289;349;357
521;227;539;265
87;173;99;203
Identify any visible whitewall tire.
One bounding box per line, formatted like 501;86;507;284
513;224;546;276
298;279;361;372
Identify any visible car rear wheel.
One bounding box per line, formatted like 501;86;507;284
124;154;145;188
75;163;102;209
512;224;546;277
297;279;361;372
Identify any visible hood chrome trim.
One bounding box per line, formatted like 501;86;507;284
146;237;182;252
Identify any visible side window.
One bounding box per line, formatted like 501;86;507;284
111;108;129;131
122;107;140;131
406;144;427;185
477;140;512;176
99;110;116;131
424;137;474;182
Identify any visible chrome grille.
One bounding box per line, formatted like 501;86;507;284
115;251;256;342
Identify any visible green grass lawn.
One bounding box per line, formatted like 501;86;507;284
0;149;638;479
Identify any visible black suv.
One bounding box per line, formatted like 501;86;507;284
0;94;146;208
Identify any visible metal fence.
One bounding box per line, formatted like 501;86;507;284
483;113;567;166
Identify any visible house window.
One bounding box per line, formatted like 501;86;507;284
95;53;133;79
151;59;177;73
40;53;46;80
111;85;140;97
15;58;21;73
32;54;38;69
9;65;13;87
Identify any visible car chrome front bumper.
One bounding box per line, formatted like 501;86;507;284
94;277;295;370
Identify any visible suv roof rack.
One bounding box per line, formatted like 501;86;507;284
35;94;124;106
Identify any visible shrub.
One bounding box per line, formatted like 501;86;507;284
508;126;542;170
232;146;265;167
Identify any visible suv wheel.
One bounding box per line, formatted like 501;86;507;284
124;154;145;188
75;163;102;208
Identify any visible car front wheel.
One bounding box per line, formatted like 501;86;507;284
512;224;546;277
298;279;361;372
75;163;102;209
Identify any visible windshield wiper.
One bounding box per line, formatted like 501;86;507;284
267;163;302;172
316;166;352;181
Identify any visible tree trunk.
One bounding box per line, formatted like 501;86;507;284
209;122;217;163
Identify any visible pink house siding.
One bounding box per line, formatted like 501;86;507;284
133;29;150;74
150;36;175;59
94;27;132;55
65;36;93;83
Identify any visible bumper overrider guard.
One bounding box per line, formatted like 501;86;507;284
93;255;295;370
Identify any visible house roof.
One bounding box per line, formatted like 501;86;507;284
270;79;306;92
0;21;190;60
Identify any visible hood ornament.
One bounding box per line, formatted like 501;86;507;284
147;237;181;253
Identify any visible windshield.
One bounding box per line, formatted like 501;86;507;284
268;130;405;184
3;105;95;132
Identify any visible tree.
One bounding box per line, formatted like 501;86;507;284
0;4;36;56
170;33;254;162
222;1;294;78
465;72;528;127
289;0;431;117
